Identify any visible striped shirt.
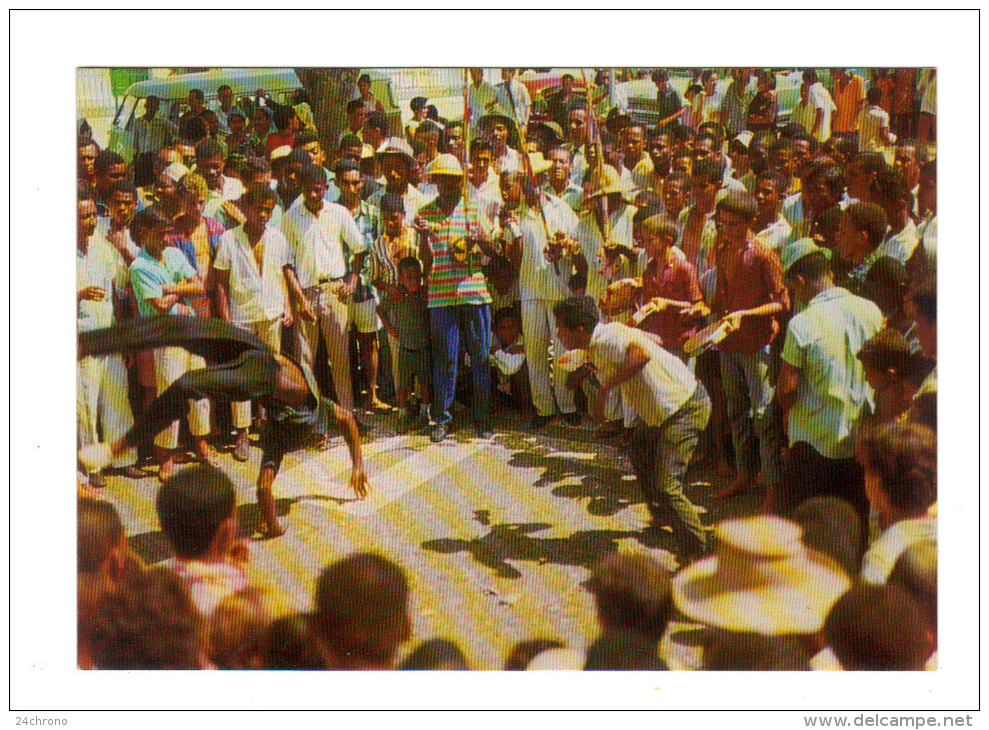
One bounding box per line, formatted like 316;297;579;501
418;197;492;308
367;226;417;289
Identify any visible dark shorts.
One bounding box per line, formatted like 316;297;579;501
397;347;431;391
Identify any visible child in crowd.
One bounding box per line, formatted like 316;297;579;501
378;256;432;433
489;306;531;418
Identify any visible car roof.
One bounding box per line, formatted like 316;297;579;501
123;68;301;100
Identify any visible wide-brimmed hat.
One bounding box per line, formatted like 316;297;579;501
478;106;521;148
529;120;565;146
376;136;415;162
585;166;625;198
780;237;831;276
671;516;851;635
424;153;464;177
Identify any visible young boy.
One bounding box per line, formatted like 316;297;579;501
489;306;531;418
377;256;432;434
633;215;709;364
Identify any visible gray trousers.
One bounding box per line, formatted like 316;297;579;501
627;383;711;558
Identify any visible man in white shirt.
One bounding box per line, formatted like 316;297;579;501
465;138;502;227
752;170;792;250
213;184;308;461
871;166;920;266
196;139;246;230
481;110;522;175
565;108;590;188
554;296;710;560
495;68;532;133
498;168;584;429
77;191;142;488
467;67;499;131
776;240;883;520
282;164;368;412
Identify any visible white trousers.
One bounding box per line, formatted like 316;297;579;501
520;298;576;417
77;353;138;467
231;317;282;429
294;284;354;411
153;346;211;449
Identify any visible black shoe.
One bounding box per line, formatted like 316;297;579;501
561;412;581;426
429;423;449;443
110;465;149;479
530;413;554;430
475;424;494;439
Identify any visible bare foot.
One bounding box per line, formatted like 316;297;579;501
158;457;179;482
713;471;755;499
196;443;221;468
252;521;287;540
366;395;392;412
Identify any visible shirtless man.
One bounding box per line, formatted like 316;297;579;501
78;315;369;538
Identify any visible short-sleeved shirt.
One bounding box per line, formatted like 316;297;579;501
166;216;224;317
588;322;698;427
721;80;756;137
576;204;638;302
418;197;493;308
129;246;198;318
367;226;417;290
860;517;937;585
640;254;704;350
507;193;579;302
655;87;683;127
712;235;788;353
282;198;366;289
832;74;866;134
213;224;291;325
77;234;129;332
379;286;429;351
367;185;430;226
781;286;884;458
753;215;793;251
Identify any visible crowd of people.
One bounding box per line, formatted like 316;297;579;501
76;66;937;671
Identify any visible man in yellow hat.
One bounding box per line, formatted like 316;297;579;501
415;154;501;442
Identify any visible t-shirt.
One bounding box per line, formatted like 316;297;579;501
379;286;429;351
781;287;884;458
588;322;698;427
418;196;493;308
213;224;291;325
129;246;198;318
367;226;417;289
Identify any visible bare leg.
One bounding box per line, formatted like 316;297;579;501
255;466;286;538
358;331;388;410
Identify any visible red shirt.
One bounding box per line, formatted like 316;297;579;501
713;235;788;353
265;130;296;156
640;254;704;350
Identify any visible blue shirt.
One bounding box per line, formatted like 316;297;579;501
129;247;197;318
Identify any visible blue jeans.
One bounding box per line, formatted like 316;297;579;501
429;304;491;427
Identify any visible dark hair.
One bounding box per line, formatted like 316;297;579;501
553;296;600;332
107;179;138;200
243;182;277;208
844;202;888;247
651;68;669;84
756;169;788;196
300;163;327;187
808;163;846;195
757;69;776;89
155;465;237;560
716;190;758;221
346;99;365;115
856;327;920;381
357;73;372;86
334;159;361;178
379;193;406;215
697;122;724;146
584;629;667;671
293;129;319;148
469;138;493;157
888;541;937;637
504;638;566;670
94;150;125;175
196;138;225;161
400;638;469;670
919;160;936;182
365;110;388;134
872;167;912;207
410;96;427;112
78;134;99;152
849;151;887;175
823;582;930;670
692;157;725;184
90;567;205;669
791;497;863;577
314;553;410;668
240;156;270;184
340;134;363;151
802;69;819;84
703;631;811;671
896;139;930;165
492;306;519;328
586;552;673;643
910;275;936;323
787;250;831;281
397;255;421;275
814;204;844;238
866;85;883;106
262;613;328;670
179;115;208;143
856;422;937;513
665;170;692;194
272;105;295;132
78;498;124;574
129;205;172;244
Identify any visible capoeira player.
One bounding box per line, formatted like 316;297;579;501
77;314;369;538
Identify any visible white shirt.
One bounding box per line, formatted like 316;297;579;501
495;79;532;129
95;217;141;261
861;517;937;585
589;322;698;427
213;224;291;325
77;233;128;332
807;82;837;143
282;199;366;288
754;214;792;251
781;287;884;458
576;204;638;301
501;193;578;302
852;220;920;285
367;185;430;226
